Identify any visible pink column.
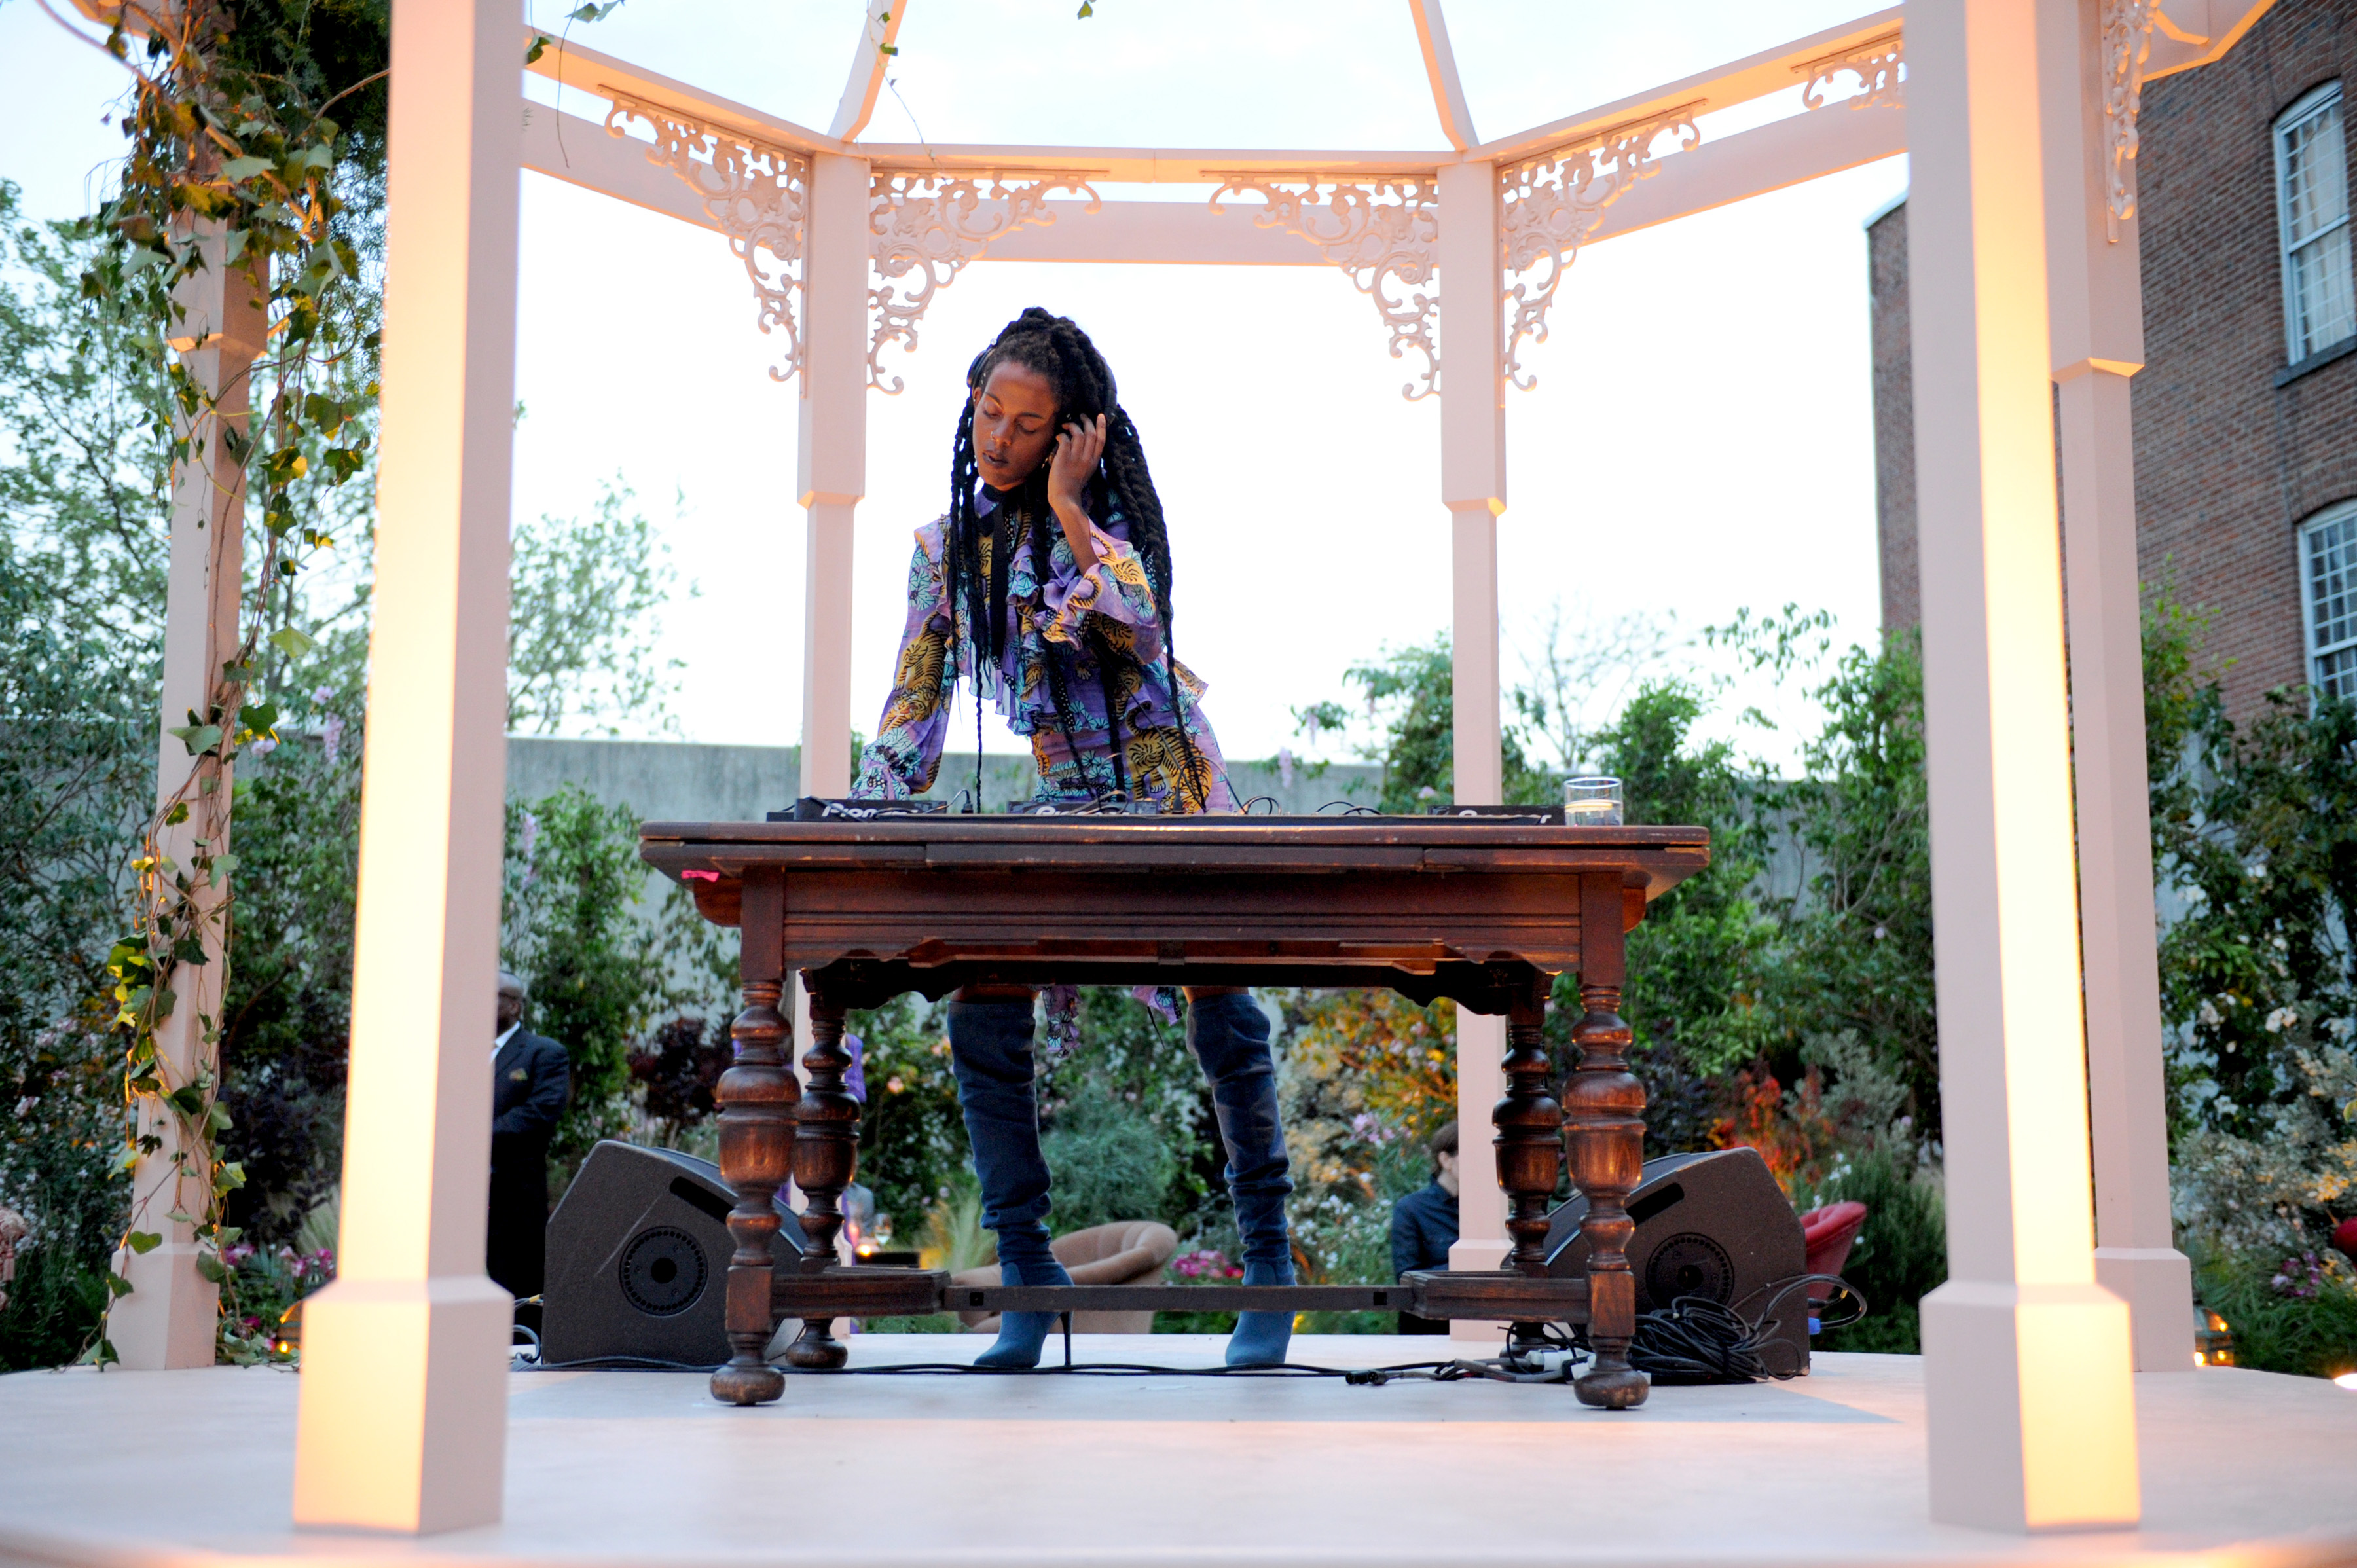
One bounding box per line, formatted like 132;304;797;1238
1436;159;1511;1313
112;225;265;1370
1909;0;2140;1531
290;0;521;1531
2039;0;2193;1374
796;151;871;801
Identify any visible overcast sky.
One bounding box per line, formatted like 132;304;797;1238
1;0;1906;776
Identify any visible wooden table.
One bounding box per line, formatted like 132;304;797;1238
642;812;1709;1410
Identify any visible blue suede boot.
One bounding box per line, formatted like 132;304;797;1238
977;1224;1072;1370
1186;992;1296;1368
946;996;1072;1370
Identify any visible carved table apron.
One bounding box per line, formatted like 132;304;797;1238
640;816;1709;1410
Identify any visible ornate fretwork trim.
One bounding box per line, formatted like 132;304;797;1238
1209;177;1442;400
1797;29;1905;111
2102;0;2157;241
606;92;810;382
1498;107;1701;392
867;172;1103;394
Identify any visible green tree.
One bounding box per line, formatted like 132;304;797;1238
1586;681;1777;1079
507;478;687;737
1294;636;1550;813
0;185;172;1370
1755;634;1939;1135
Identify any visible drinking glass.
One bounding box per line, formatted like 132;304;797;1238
1564;776;1624;827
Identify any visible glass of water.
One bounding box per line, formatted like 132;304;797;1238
1564;776;1624;827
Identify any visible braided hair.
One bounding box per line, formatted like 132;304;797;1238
942;307;1208;807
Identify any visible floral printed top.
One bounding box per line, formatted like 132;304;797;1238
850;490;1235;812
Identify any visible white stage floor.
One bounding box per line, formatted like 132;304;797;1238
3;1338;2354;1568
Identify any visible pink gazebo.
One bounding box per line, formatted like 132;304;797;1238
64;0;2354;1561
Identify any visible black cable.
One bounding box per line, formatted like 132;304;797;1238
526;1273;1868;1387
524;1355;1465;1379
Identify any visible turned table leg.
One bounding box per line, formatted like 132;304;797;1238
712;870;795;1406
785;979;860;1370
1495;970;1563;1280
1566;871;1649;1409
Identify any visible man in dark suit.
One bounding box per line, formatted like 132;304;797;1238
490;970;570;1324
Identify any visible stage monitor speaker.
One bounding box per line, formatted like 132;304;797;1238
1544;1146;1810;1376
540;1140;803;1368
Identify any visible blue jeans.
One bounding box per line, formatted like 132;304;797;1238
945;990;1292;1269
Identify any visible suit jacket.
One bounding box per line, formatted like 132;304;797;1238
492;1029;571;1167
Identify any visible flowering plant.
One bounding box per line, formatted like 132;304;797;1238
1171;1248;1241;1282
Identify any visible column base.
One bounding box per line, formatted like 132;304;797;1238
109;1239;221;1370
1446;1238;1512;1343
1922;1279;2139;1532
292;1275;513;1534
2094;1245;2195;1372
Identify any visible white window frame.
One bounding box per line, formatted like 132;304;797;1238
2274;81;2353;366
2301;500;2357;702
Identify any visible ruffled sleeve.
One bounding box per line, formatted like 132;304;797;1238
850;522;953;800
1040;513;1165;666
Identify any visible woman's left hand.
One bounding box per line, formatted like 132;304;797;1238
1046;412;1106;569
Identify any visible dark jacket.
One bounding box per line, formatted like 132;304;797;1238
488;1029;570;1303
1390;1179;1459;1279
492;1029;570;1151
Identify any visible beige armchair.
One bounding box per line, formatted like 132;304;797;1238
951;1220;1178;1335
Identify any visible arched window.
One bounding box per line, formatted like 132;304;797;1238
2275;82;2354;366
2303;500;2357;701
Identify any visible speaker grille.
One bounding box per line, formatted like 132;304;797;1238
1644;1231;1733;1307
619;1226;708;1316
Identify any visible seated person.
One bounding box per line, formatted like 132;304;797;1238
1389;1121;1460;1334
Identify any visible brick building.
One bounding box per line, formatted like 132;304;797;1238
1872;0;2356;718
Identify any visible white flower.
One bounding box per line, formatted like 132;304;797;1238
2271;934;2290;952
2199;1000;2223;1029
2326;1017;2355;1042
2265;1007;2298;1034
2184;884;2209;903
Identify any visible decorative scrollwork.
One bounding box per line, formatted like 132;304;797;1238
1798;29;1905;111
606;92;809;382
1208;177;1441;400
868;172;1102;394
1498;107;1700;392
2101;0;2157;241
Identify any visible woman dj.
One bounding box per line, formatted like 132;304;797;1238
849;308;1294;1368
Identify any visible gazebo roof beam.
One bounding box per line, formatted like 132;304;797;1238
1408;0;1478;153
521;9;1910;188
830;0;907;141
1471;5;1902;165
525;31;845;155
848;145;1453;182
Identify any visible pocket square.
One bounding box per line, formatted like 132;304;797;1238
509;1068;529;1080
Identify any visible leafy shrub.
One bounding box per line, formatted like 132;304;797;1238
501;786;678;1166
1040;1077;1175;1234
1808;1146;1947;1354
847;993;968;1233
2193;1247;2357;1379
